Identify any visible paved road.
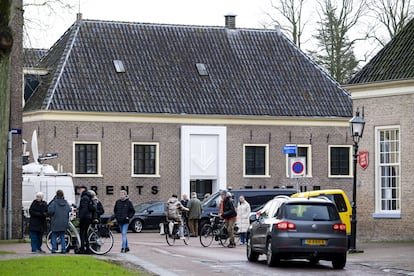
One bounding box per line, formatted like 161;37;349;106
1;231;414;275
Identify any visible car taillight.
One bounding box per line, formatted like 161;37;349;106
276;221;296;230
333;223;346;232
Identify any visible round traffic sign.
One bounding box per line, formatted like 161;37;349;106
292;161;304;174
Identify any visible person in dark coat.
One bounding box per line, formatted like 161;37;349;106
29;192;48;253
89;190;104;220
114;190;135;253
78;185;96;253
48;190;71;253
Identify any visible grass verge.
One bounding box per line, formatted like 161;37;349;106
0;255;142;275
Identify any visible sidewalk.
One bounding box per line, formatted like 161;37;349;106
346;241;414;275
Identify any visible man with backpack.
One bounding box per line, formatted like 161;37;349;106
78;185;96;254
167;194;189;239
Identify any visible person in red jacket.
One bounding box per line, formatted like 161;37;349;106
220;191;237;248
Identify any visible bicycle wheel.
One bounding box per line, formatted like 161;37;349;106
219;226;229;247
183;225;190;245
199;225;213;247
46;230;71;252
88;230;114;255
165;230;176;246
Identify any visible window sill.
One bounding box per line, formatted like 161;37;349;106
73;174;103;178
243;175;271;178
328;175;352;178
372;212;401;219
131;174;160;178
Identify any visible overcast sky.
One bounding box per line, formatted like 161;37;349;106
24;0;272;49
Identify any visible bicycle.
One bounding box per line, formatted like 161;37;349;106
46;218;114;255
164;219;190;246
199;213;238;247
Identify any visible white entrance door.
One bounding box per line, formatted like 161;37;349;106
181;126;227;196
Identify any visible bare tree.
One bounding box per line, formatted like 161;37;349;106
309;0;367;84
369;0;414;45
265;0;309;48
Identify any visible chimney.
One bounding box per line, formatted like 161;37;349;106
225;13;237;29
76;13;83;21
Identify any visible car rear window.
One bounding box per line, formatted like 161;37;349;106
309;194;348;212
285;204;340;221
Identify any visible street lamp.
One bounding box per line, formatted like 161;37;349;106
349;109;365;253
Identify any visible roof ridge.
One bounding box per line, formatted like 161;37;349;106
80;18;279;32
44;20;82;110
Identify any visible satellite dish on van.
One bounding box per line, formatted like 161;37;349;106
31;130;39;164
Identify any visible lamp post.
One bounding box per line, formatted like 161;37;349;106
349;110;365;253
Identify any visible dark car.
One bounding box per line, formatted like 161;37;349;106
110;201;167;233
247;197;347;269
200;188;298;229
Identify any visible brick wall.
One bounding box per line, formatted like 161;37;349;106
23;120;353;218
354;93;414;241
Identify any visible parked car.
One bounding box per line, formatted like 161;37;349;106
201;188;298;229
109;201;167;233
291;189;352;244
247;197;347;269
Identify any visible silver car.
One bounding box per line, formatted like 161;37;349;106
247;197;347;269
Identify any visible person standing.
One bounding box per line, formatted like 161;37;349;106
221;191;237;248
48;190;71;253
114;190;135;253
78;186;96;254
188;192;202;237
29;192;48;253
89;190;104;221
180;194;189;227
236;195;251;245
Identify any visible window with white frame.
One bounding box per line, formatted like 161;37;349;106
132;142;159;177
329;145;352;177
375;127;400;214
285;145;312;177
73;142;101;176
244;144;269;177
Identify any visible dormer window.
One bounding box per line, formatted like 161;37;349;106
196;63;208;76
113;60;125;73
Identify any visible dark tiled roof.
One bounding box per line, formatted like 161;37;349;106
24;19;352;118
23;48;48;67
349;18;414;84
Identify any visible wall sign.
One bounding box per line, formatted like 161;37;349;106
358;151;369;170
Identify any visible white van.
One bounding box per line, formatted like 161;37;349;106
22;163;76;217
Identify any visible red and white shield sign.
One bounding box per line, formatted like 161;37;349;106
358;151;369;170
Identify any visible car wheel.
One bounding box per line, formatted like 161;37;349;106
332;253;347;269
246;237;259;262
266;238;279;267
131;219;143;233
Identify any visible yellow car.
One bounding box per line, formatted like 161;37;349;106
291;189;352;238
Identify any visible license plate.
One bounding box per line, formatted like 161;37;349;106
304;239;327;245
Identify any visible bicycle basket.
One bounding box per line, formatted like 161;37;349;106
98;224;110;237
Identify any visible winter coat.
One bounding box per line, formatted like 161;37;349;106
237;201;251;233
78;191;96;221
92;199;104;220
114;198;135;225
48;198;71;232
188;198;202;220
167;197;187;222
29;199;48;232
221;197;237;221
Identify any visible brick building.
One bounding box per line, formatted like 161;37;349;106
345;19;414;240
23;15;353;213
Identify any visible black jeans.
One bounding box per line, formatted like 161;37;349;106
79;219;90;252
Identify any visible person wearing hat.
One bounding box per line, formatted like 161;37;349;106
187;192;202;237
